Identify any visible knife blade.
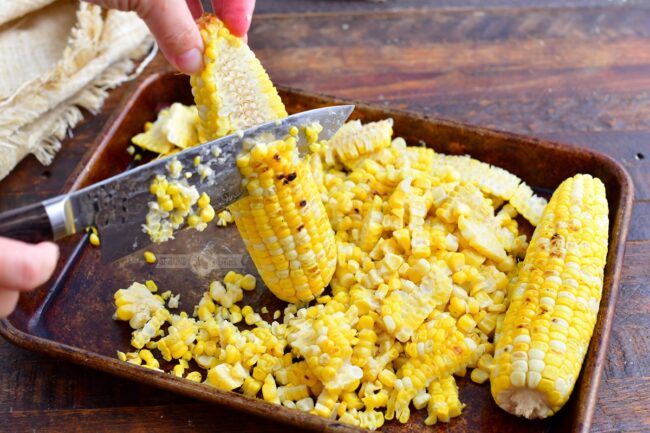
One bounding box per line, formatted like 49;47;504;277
0;105;354;262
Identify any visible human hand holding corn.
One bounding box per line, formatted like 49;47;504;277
86;0;256;75
0;239;59;318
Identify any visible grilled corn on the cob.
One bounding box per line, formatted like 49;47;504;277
230;134;337;303
490;174;609;418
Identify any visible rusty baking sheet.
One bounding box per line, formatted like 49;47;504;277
0;71;633;433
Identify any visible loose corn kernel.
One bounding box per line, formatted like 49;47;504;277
240;274;256;291
470;368;490;384
89;232;100;247
145;280;158;293
144;251;157;264
186;371;202;382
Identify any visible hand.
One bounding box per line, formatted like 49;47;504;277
0;239;59;318
86;0;256;75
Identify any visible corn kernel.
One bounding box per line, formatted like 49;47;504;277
145;280;158;293
144;251;157;264
89;232;100;247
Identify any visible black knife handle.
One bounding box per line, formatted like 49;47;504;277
0;202;53;243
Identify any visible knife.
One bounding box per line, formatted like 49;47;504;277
0;105;354;262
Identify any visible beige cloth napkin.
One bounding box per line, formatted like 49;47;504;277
0;0;155;180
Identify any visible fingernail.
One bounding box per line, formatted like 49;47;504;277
176;48;203;75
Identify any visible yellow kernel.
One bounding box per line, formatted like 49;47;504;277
172;364;185;377
230;311;243;323
187;214;201;227
89;232;100;247
241;306;253;317
144;251;157;264
240;274;256;291
200;205;215;222
224;271;240;284
145;280;158;293
198;192;210;209
186;371;202;382
470;368;490;384
194;156;201;167
117;351;127;362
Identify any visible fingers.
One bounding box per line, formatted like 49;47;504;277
0;290;19;319
0;240;59;291
212;0;256;37
87;0;204;75
134;0;205;74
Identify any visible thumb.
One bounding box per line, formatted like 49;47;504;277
87;0;204;75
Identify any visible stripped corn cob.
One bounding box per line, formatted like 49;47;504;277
491;174;609;419
191;15;287;143
230;134;337;303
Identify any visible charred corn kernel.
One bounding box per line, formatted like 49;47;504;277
491;174;609;419
144;251;156;264
89;232;100;247
191;15;286;142
230;134;336;304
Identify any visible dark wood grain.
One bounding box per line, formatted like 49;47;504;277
0;2;648;433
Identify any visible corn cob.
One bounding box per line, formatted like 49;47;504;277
230;134;337;303
491;174;609;419
191;15;287;143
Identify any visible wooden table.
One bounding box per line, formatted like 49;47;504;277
1;1;648;431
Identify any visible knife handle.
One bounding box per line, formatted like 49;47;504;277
0;202;53;243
